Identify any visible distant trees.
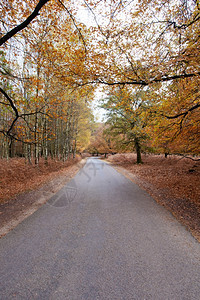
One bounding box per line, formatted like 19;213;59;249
0;84;93;163
87;123;117;157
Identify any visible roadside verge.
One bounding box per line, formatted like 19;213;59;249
0;159;86;238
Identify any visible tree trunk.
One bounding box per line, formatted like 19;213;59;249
25;143;32;164
134;137;142;164
34;110;39;165
9;138;15;158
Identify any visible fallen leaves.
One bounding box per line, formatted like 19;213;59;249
0;156;81;204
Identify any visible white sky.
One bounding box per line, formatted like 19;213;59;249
91;89;107;122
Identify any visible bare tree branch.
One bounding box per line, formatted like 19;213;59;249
176;154;200;162
0;129;36;145
0;87;20;135
0;88;19;117
164;103;200;119
0;88;51;138
0;0;49;46
95;71;200;86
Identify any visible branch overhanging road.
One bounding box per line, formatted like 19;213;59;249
0;158;200;299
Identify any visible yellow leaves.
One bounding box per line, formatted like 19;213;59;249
147;76;200;154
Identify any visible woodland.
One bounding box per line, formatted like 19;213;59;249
0;0;200;164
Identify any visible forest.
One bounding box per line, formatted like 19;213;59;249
0;0;200;164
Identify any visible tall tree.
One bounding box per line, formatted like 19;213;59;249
102;87;149;163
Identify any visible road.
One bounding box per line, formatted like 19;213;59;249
0;158;200;299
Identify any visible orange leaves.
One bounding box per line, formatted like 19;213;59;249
147;77;200;154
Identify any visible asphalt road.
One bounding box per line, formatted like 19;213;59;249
0;158;200;300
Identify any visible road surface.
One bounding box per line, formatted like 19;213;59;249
0;158;200;299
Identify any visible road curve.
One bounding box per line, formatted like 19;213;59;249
0;158;200;299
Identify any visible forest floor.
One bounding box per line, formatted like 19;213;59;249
107;153;200;242
0;156;85;237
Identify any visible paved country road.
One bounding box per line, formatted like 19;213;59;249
0;158;200;300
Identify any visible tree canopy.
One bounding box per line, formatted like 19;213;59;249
0;0;199;161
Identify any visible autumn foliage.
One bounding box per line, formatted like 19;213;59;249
0;0;93;163
0;0;200;162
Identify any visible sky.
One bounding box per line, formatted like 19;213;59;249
91;89;107;122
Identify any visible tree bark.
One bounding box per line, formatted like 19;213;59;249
134;137;142;164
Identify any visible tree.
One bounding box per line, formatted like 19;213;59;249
101;87;150;163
